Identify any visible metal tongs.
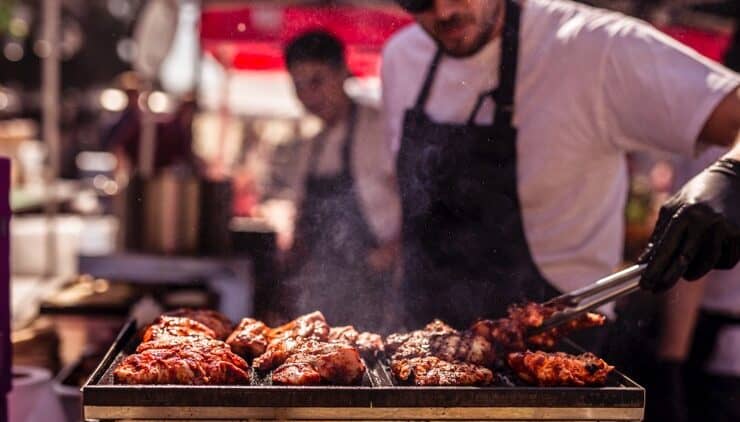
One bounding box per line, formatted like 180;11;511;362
528;264;647;335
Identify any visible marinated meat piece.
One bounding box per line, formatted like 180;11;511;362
114;347;250;385
469;317;526;352
165;309;233;340
329;326;384;360
226;318;271;359
356;331;385;358
429;331;496;368
507;351;613;386
271;361;322;385
384;332;412;355
329;326;359;344
388;320;495;368
142;316;216;342
253;337;303;371
391;356;493;386
471;302;606;351
274;342;366;385
269;311;330;341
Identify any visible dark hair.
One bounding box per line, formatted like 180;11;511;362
284;30;346;69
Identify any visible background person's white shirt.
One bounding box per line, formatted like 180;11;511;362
381;0;740;293
282;103;401;244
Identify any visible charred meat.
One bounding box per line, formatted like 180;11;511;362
391;356;493;386
507;350;613;386
226;318;271;359
165;309;233;340
470;302;606;351
114;346;250;385
271;340;366;385
142;316;217;342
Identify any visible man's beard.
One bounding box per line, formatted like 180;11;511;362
428;2;503;58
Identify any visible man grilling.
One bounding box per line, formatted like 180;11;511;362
383;0;740;329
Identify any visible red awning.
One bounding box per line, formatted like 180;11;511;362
200;5;733;74
200;5;413;76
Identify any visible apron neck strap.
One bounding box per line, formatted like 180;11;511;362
414;0;522;127
413;48;444;109
308;101;358;176
493;0;521;128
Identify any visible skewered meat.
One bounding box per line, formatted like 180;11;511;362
114;346;250;385
142;316;217;342
269;311;330;341
329;326;385;359
165;309;233;340
391;356;493;386
226;318;271;359
507;351;613;386
470;302;606;351
272;341;366;385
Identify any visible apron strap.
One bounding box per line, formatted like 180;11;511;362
340;102;359;176
413;48;444;110
493;0;521;129
307;102;359;176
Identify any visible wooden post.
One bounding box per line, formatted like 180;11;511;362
42;0;61;277
0;158;11;421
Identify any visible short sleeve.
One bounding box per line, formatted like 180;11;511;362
601;18;740;156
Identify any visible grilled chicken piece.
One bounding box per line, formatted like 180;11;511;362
269;311;330;341
328;326;359;344
114;346;250;385
165;309;233;340
226;318;271;359
470;302;606;351
329;326;385;360
388;320;495;368
272;361;322;385
272;341;366;385
142;316;217;342
253;337;303;371
507;351;613;386
356;331;385;358
391;356;493;386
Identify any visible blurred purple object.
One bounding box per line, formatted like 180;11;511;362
0;158;10;421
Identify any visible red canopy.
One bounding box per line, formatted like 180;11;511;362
200;5;413;76
200;5;733;75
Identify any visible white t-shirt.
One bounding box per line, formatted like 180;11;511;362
381;0;740;293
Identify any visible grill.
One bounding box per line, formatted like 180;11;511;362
82;321;645;421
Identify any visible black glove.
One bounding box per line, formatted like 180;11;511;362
640;158;740;292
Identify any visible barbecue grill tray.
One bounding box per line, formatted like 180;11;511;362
83;320;645;421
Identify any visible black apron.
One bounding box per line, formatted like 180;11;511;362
685;310;740;422
290;103;384;330
396;0;557;329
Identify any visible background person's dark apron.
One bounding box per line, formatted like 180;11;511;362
685;310;740;422
396;0;558;330
289;103;385;330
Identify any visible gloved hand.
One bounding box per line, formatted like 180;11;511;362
640;158;740;292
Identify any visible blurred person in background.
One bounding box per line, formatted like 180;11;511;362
277;31;401;331
103;72;200;175
651;26;740;421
